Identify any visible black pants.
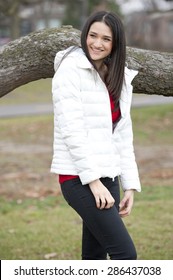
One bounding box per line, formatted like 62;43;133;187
60;177;137;260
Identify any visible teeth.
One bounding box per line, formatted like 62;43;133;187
92;49;102;53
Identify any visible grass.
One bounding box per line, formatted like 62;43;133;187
0;79;52;105
0;186;172;260
0;195;82;260
0;114;53;144
127;186;173;260
131;103;173;145
0;82;173;259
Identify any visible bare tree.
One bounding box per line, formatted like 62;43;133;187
0;27;173;98
0;0;42;39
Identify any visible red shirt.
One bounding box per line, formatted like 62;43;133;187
59;95;121;184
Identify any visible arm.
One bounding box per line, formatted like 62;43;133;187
119;114;141;192
52;56;101;185
53;56;115;208
118;68;141;192
118;69;141;216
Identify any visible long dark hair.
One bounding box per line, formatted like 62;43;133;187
81;11;126;105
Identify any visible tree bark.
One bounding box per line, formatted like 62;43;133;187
126;47;173;96
0;26;173;98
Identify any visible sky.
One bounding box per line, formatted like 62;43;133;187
116;0;173;15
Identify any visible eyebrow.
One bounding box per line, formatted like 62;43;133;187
89;31;112;40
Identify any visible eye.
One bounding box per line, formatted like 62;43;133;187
104;37;111;42
89;33;96;38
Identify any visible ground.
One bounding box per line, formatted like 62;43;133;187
1;83;173;199
0;139;173;199
135;145;173;187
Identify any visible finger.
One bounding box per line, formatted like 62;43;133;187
119;200;126;211
120;213;128;218
95;196;106;209
100;197;107;209
95;197;101;209
119;207;131;217
119;204;126;212
105;197;115;209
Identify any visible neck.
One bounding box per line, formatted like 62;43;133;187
97;63;107;81
93;59;104;71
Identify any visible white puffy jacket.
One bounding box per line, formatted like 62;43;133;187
51;47;141;192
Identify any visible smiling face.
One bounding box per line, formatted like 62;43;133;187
86;21;113;69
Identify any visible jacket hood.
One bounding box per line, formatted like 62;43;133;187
54;46;138;84
54;46;93;72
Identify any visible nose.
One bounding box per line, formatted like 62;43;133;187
93;38;102;48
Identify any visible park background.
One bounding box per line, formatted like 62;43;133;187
0;0;173;259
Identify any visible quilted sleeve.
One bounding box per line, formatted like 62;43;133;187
52;56;101;185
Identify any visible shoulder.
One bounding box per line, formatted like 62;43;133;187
54;47;92;72
124;67;138;85
120;67;138;102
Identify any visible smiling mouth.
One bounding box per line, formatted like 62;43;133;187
90;48;103;54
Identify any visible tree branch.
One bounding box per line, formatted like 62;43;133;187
126;47;173;96
0;26;173;98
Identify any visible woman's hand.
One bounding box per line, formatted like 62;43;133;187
119;189;135;218
89;179;115;209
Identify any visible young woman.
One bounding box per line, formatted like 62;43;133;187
51;11;141;260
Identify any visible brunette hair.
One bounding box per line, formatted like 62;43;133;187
81;11;126;105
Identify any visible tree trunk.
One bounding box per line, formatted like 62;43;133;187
126;47;173;96
10;13;21;40
0;26;173;98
